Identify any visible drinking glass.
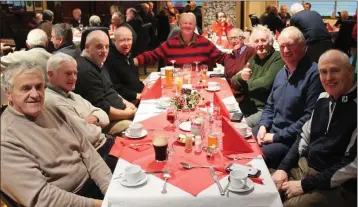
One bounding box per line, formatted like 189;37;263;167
165;67;173;89
200;64;208;83
152;134;169;162
78;24;84;31
170;60;176;68
174;71;183;95
183;64;192;84
165;106;177;131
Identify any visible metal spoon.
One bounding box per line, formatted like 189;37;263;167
180;162;211;169
161;171;170;194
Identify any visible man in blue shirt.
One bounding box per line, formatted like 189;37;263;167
254;26;324;169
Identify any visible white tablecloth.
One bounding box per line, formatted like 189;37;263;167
102;72;283;207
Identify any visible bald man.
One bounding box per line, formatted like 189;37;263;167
104;26;144;102
272;50;357;207
74;30;135;135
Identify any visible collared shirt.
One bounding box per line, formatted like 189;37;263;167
47;84;71;99
233;44;247;57
179;33;196;46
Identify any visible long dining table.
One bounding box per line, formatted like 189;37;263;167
102;72;283;207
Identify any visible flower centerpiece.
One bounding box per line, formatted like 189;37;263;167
171;88;201;110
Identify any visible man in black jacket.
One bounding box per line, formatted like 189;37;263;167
74;30;136;135
272;49;357;207
104;26;144;102
51;23;80;59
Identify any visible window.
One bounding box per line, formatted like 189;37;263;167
279;1;357;17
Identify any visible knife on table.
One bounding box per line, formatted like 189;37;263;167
209;167;225;195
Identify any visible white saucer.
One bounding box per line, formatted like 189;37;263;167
228;179;254;193
244;131;252;138
119;172;148;187
205;87;220;92
179;121;191;131
125;130;148;139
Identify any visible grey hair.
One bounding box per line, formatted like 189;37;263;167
319;49;352;69
26;29;48;48
290;3;304;15
279;26;305;44
89;15;101;26
250;24;274;46
2;62;45;91
52;23;73;43
179;12;196;26
228;28;244;38
85;30;109;45
46;52;76;73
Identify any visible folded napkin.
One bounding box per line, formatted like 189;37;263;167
141;77;162;100
120;139;152;152
213;92;231;119
222;117;253;154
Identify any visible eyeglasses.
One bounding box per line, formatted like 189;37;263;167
228;36;245;41
117;38;133;44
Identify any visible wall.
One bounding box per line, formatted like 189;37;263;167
202;1;237;29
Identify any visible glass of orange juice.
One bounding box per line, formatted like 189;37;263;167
165;66;173;89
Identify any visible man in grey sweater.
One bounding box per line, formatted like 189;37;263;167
1;62;110;207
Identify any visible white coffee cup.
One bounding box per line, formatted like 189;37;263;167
208;82;219;90
123;165;143;184
235;123;248;136
129;123;143;137
160;67;166;75
213;68;221;74
230;170;248;189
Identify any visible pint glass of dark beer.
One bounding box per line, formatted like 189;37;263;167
152;135;168;162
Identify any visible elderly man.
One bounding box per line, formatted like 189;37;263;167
272;50;357;207
1;62;110;207
231;25;284;127
40;9;54;24
51;23;81;58
290;3;333;63
134;12;225;70
28;12;42;29
111;11;137;42
45;52;117;171
1;29;51;82
74;30;135;135
71;8;84;28
304;2;311;11
89;15;101;27
254;26;324;169
104;26;144;102
224;28;255;81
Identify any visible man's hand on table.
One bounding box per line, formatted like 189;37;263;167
281;180;304;198
272;170;288;190
84;115;99;125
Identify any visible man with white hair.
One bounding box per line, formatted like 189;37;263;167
51;23;81;58
134;12;225;70
71;8;84;28
75;30;135;135
290;3;333;62
272;49;357;207
255;26;324;169
89;15;101;27
231;25;284;127
1;62;110;207
111;11;137;42
45;52;118;171
0;28;51;82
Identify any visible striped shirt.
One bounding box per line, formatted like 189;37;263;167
135;33;225;69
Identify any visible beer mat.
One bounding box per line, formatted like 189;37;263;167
141;77;162;100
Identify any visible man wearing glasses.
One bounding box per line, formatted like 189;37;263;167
224;28;255;81
104;26;144;102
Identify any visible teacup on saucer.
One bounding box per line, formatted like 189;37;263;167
129;123;143;137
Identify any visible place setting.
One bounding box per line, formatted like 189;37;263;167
205;81;221;92
123;123;148;139
115;164;149;188
226;169;255;195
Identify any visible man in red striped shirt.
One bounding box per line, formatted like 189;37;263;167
134;12;226;70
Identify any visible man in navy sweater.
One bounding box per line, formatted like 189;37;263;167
272;49;357;207
254;26;324;169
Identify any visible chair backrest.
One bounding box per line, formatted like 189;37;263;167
80;26;111;51
248;14;260;27
334;20;356;55
9;25;30;51
1;190;22;207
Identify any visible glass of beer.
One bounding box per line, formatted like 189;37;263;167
165;66;173;89
200;64;208;83
174;72;183;95
183;64;192;84
208;132;218;148
152;134;169;162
